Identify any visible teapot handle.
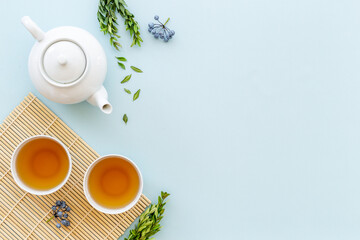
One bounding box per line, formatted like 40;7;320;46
21;16;45;42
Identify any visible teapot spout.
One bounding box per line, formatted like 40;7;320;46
21;16;45;42
87;86;113;114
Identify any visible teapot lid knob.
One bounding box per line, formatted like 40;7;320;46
43;41;86;85
57;55;67;65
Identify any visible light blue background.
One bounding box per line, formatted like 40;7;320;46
1;0;360;239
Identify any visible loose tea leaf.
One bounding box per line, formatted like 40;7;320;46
130;66;143;73
121;74;132;84
116;57;127;62
124;192;170;240
118;62;126;70
133;89;140;101
124;88;131;94
123;114;128;124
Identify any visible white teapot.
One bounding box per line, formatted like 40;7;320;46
21;16;112;114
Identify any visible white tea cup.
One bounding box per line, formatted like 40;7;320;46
83;154;143;214
11;135;72;195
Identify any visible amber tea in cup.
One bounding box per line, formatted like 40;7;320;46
84;155;143;214
11;135;72;195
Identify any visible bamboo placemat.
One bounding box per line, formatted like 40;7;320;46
0;93;151;240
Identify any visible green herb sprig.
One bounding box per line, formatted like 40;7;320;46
98;0;142;49
125;192;170;240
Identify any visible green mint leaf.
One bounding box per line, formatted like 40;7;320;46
117;62;125;69
121;74;132;84
124;88;131;94
133;89;141;101
123;114;128;124
130;66;143;73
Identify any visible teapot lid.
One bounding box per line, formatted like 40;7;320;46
43;41;86;84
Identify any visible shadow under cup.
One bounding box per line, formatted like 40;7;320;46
83;155;143;214
11;135;72;195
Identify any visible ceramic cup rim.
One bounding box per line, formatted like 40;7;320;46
11;135;72;195
83;154;143;215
